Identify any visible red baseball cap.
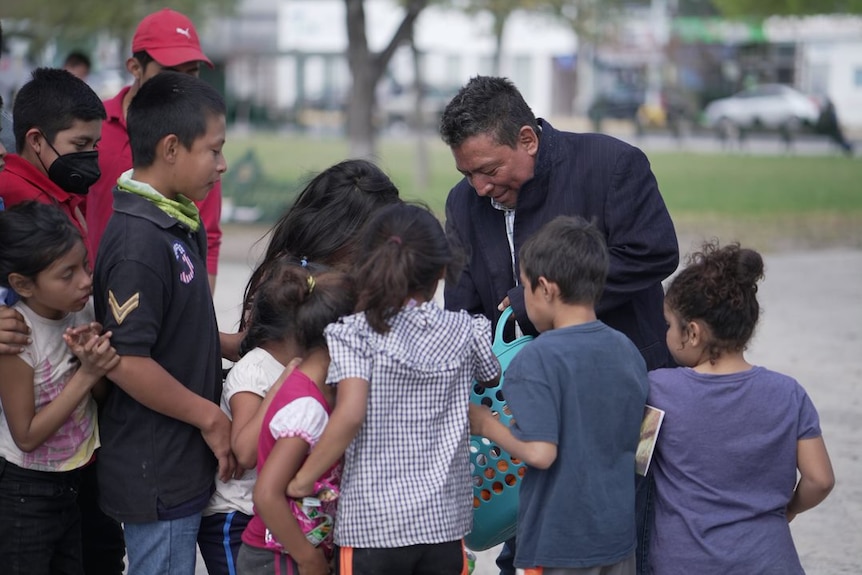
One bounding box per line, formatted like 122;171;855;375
132;9;213;68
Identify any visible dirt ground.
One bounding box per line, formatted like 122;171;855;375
207;226;862;575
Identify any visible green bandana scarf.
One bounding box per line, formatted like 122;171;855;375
117;169;201;232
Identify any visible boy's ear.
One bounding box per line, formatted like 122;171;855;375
24;128;45;155
536;276;556;300
159;134;181;165
8;273;34;297
126;56;143;81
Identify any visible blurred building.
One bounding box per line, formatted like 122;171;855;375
5;2;862;130
767;15;862;128
204;0;576;128
666;14;862;128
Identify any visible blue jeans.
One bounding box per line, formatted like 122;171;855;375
495;537;517;575
124;513;202;575
0;457;83;575
495;474;654;575
634;472;654;575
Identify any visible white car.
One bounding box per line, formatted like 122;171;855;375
703;84;821;134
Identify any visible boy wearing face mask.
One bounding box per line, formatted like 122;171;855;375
0;67;126;575
0;67;105;261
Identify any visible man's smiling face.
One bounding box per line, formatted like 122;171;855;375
451;127;538;209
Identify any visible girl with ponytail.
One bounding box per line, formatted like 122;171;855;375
287;203;500;574
201;259;355;575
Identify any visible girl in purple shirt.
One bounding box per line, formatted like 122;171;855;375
648;242;835;575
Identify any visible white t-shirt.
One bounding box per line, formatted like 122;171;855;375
0;300;99;471
204;347;286;516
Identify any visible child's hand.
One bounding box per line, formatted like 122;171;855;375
64;321;102;349
202;409;238;483
287;476;315;499
65;327;120;379
0;305;30;354
294;546;329;575
469;403;496;437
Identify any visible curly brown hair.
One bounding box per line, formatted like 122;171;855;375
665;241;764;362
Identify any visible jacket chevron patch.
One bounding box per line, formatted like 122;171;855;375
108;290;140;325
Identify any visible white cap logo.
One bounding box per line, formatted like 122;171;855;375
176;27;191;39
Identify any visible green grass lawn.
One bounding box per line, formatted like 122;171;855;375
223;132;862;249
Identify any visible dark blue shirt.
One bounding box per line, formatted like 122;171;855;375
504;321;648;568
93;189;221;523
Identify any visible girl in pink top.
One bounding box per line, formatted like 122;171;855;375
238;263;356;575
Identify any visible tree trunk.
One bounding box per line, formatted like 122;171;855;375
344;0;428;159
492;13;505;76
409;34;429;192
346;66;378;159
345;0;378;158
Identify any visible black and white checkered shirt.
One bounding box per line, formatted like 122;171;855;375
325;301;500;548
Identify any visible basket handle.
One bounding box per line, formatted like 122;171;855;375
494;306;531;351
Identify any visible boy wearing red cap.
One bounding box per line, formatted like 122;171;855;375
87;8;223;294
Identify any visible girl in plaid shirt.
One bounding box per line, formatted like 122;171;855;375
202;159;398;575
288;203;500;575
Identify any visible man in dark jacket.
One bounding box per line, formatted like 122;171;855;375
442;76;678;369
441;75;679;575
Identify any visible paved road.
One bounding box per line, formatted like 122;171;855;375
203;246;862;575
622;131;855;157
540;117;858;158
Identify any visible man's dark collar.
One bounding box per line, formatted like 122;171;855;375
534;118;555;176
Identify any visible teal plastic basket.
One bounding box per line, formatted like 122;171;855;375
466;306;533;551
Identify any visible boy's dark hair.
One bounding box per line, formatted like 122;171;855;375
0;201;82;286
354;203;456;334
12;67;106;153
519;216;609;306
132;50;155;70
665;241;764;360
63;50;92;71
241;159;400;329
126;70;225;168
440;75;539;149
242;257;356;354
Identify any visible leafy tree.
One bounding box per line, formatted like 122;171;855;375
449;0;542;75
711;0;862;17
3;0;236;55
675;0;722;16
